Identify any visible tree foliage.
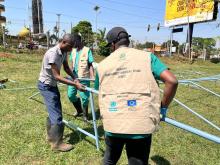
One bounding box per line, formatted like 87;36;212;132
192;37;216;56
71;21;94;47
135;41;155;49
161;40;179;49
96;28;110;56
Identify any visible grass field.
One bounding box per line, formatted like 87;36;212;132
0;51;220;165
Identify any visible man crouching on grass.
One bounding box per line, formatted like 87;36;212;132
38;34;85;152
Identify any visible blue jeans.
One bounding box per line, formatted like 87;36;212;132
38;81;62;125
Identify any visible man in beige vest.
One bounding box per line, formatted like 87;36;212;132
67;34;95;121
95;27;178;164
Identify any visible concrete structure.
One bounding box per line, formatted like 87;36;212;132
32;0;43;34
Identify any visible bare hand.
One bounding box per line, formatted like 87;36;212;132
74;80;86;91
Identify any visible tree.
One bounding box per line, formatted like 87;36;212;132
161;40;179;49
98;41;110;56
96;28;110;56
135;41;155;49
192;37;216;57
97;28;106;43
71;21;94;47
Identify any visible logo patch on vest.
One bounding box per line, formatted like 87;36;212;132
119;53;126;61
109;101;117;112
127;100;137;107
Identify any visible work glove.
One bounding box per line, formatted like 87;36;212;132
160;107;168;121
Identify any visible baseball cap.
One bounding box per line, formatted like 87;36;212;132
105;27;131;47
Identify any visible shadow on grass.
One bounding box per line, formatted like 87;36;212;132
151;155;170;165
64;115;105;154
29;98;44;104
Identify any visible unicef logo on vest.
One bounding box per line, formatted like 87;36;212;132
109;101;117;112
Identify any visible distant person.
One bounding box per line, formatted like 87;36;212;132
67;34;95;122
18;42;23;49
94;27;178;164
38;34;85;152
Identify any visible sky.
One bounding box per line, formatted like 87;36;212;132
2;0;220;44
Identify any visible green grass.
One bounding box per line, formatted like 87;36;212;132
0;52;220;165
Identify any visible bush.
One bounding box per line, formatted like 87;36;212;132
98;41;110;56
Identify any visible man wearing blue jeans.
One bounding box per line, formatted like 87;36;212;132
38;34;85;152
95;27;178;164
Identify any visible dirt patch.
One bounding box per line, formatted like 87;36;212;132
0;52;15;58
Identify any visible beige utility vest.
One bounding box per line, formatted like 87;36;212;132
72;47;90;78
97;47;161;134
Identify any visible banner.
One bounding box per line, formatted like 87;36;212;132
165;0;216;27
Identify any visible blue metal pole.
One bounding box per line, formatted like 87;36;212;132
86;87;99;94
86;87;220;143
62;119;96;139
160;89;220;131
189;81;220;98
164;117;220;144
89;92;100;150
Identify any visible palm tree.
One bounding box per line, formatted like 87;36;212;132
97;28;106;43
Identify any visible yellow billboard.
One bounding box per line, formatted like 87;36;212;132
165;0;216;27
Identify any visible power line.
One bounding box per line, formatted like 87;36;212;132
103;0;164;11
79;0;163;21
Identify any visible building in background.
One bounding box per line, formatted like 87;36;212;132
32;0;43;34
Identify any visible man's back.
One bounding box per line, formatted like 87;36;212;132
97;47;161;134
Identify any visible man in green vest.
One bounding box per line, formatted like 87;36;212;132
67;34;95;121
94;27;178;164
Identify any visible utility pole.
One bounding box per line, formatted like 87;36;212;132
56;14;61;39
70;22;73;33
94;6;100;49
2;25;5;48
186;0;194;61
169;27;173;56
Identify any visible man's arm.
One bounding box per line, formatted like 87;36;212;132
89;64;95;79
51;64;84;91
63;56;77;80
88;49;95;79
160;70;178;108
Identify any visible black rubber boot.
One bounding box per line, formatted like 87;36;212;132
72;98;83;117
46;117;52;143
49;124;73;152
83;105;89;122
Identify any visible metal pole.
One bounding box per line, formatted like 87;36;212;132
164;117;220;144
63;119;96;139
160;89;220;131
189;81;220;98
56;14;61;39
169;27;173;56
46;31;50;49
186;0;191;60
90;92;100;150
2;25;5;49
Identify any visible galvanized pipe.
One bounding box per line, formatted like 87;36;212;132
62;119;96;139
164;117;220;144
89;92;100;150
160;89;220;131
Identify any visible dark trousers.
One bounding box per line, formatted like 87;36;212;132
103;135;152;165
38;81;63;125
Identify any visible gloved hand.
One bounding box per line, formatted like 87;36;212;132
160;107;168;121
